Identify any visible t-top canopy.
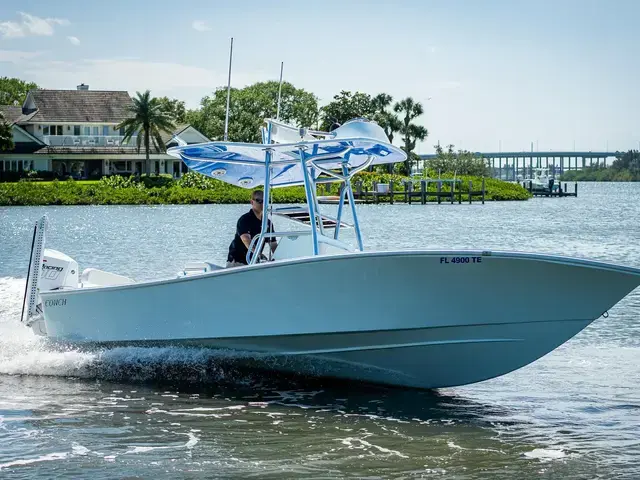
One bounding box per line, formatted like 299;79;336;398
166;118;407;189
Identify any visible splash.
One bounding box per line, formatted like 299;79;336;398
0;276;271;387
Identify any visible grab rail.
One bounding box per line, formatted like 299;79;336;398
246;230;352;265
246;230;313;264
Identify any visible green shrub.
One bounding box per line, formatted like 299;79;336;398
0;169;530;205
100;175;141;189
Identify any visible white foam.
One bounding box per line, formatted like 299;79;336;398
0;452;69;470
339;436;408;458
0;278;257;382
523;448;566;461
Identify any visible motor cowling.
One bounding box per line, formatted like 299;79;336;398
40;249;79;292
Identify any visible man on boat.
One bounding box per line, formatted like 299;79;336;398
226;189;277;267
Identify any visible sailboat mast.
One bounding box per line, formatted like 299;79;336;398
223;37;233;142
276;61;284;121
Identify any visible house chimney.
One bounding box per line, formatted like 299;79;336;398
77;83;89;90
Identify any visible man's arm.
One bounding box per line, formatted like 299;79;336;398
240;233;252;250
237;215;253;251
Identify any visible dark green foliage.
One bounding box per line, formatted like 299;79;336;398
0;174;308;206
115;90;177;176
427;144;491;177
320;91;379;130
0;171;530;205
187;81;319;143
156;97;187;124
394;97;428;174
0;77;39;105
0;111;13;151
560;150;640;181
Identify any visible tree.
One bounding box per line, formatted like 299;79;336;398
115;90;176;176
187;81;318;144
319;91;377;131
0;111;13;151
157;97;187;124
0;77;38;105
427;144;489;177
394;97;428;174
611;150;640;173
319;90;403;139
371;93;402;144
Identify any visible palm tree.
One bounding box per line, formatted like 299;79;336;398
0;111;13;151
394;97;428;174
116;90;176;176
376;110;402;144
371;93;402;172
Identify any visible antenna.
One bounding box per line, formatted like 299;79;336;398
276;61;284;121
223;37;234;142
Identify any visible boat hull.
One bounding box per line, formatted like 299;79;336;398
39;250;640;389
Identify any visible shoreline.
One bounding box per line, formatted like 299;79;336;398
0;173;532;206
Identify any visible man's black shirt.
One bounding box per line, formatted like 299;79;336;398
227;209;274;264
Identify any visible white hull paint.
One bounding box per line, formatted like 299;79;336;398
39;250;640;389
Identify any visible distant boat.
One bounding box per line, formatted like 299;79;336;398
523;167;559;192
19;118;640;390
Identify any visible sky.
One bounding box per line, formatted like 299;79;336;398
1;0;639;154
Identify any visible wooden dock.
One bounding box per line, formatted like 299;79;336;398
318;179;487;205
522;181;578;198
317;178;578;205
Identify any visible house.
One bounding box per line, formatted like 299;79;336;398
0;84;210;180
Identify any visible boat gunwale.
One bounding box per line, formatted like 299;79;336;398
38;249;640;298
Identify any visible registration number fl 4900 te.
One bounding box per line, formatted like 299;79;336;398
440;257;482;264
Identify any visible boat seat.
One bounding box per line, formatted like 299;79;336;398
80;268;135;287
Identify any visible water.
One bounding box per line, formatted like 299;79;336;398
0;182;639;479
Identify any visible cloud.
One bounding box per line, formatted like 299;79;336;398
0;12;69;38
192;20;211;32
0;49;42;63
67;36;80;45
22;57;265;107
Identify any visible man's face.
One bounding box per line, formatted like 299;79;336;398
251;194;264;213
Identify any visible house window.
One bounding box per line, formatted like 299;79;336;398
103;126;109;136
92;126;99;135
43;126;49;135
74;126;81;136
84;126;90;136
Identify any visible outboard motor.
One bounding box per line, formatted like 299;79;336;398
39;249;80;292
21;215;79;336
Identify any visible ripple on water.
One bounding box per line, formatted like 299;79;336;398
0;185;639;478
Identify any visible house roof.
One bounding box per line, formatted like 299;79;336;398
161;124;190;144
23;89;134;123
0;105;24;124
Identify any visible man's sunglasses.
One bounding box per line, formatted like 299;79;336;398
253;198;263;204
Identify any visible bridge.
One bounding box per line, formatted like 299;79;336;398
418;151;619;180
